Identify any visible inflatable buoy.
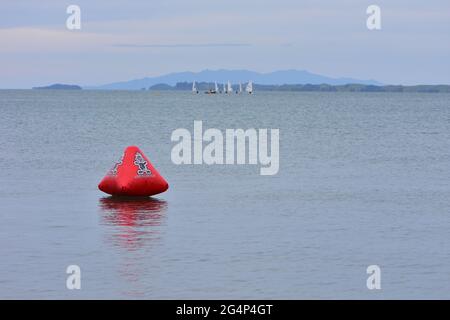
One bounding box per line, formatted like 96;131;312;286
98;146;169;196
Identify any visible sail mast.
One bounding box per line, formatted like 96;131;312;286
246;81;253;94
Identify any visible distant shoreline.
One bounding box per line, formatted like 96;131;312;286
32;84;82;90
146;82;450;93
5;82;450;93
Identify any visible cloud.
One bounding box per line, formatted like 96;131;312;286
111;43;252;48
0;27;114;53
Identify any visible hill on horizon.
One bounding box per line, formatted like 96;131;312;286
86;69;382;90
32;83;82;90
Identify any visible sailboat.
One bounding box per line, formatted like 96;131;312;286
223;83;226;94
227;81;233;94
246;81;253;94
192;81;198;94
237;82;242;94
205;81;218;94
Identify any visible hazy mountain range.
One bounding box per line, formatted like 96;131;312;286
86;69;382;90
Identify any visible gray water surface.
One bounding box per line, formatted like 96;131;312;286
1;90;450;299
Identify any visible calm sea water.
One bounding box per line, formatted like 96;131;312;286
0;90;450;299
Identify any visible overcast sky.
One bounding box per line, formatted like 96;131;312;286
1;0;449;88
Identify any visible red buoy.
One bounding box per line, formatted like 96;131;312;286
98;146;169;196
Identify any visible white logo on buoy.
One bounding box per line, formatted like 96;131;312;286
134;152;152;176
171;121;279;175
109;153;124;176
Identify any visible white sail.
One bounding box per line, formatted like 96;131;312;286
246;81;253;94
223;84;226;93
239;83;242;93
215;81;218;92
227;81;233;93
192;81;197;93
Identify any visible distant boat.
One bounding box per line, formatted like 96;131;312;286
237;82;242;94
205;81;219;94
227;81;233;94
246;81;253;94
192;81;198;94
223;83;226;93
